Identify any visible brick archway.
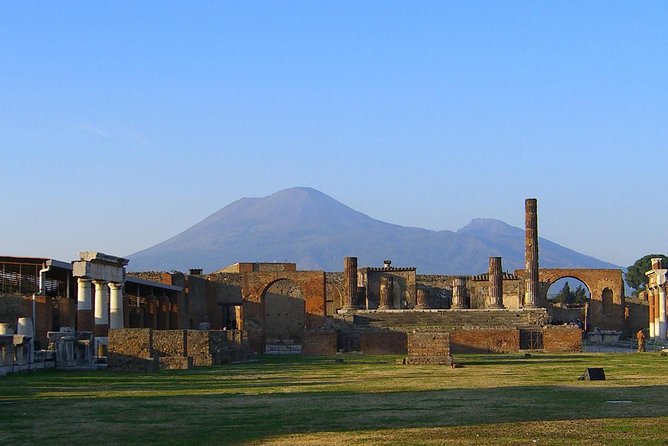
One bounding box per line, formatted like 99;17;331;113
539;269;625;331
240;271;326;351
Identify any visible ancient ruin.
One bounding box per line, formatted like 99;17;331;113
0;198;658;374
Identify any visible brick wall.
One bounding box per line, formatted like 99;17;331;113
543;326;582;352
108;328;248;371
302;330;337;355
360;331;407;354
450;328;519;353
407;332;450;356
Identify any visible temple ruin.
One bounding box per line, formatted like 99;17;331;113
0;198;659;374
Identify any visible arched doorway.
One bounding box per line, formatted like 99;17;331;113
262;279;305;352
546;277;591;329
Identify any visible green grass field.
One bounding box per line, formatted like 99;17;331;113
1;352;667;445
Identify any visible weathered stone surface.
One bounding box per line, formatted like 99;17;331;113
360;331;407;354
407;332;450;357
302;330;337;355
543;326;582;352
450;328;519;353
108;328;248;371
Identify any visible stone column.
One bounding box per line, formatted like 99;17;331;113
342;257;358;310
648;287;656;338
415;288;428;309
76;278;93;332
108;282;124;330
655;288;661;340
452;277;467;309
93;280;109;336
379;276;391;310
93;280;109;357
488;257;504;309
660;285;667;340
524;198;539;308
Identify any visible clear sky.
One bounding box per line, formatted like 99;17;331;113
1;2;666;268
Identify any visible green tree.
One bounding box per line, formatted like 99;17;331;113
553;281;572;304
626;254;668;293
573;285;588;305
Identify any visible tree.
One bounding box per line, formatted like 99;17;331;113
573;285;588;305
553;281;572;304
625;254;668;293
551;281;589;306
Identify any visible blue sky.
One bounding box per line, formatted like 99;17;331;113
1;2;666;268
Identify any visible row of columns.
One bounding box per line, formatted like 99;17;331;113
342;257;509;310
646;258;667;340
76;278;125;333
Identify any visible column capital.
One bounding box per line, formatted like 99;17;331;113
108;282;123;290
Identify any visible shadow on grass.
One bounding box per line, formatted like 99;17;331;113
1;353;667;445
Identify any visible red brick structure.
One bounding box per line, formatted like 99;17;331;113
537;268;625;331
239;270;326;352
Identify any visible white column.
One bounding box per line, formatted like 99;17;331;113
108;282;124;330
93;280;109;326
77;278;92;311
659;285;667;340
655;288;661;340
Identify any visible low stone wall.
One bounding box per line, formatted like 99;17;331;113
187;330;213;366
360;331;407;355
404;332;451;365
153;330;186;357
108;328;158;372
543;326;582;352
302;330;337;355
450;328;519;353
108;328;248;372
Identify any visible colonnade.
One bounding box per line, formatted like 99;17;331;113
646;258;667;340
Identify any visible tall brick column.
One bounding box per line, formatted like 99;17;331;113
342;257;358;310
451;277;467;309
524;198;539;308
648;288;656;338
488;257;504;309
379;276;391;309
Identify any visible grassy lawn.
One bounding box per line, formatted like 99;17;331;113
1;352;667;445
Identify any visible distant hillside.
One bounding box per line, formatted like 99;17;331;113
128;187;619;274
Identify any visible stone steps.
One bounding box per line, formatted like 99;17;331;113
351;309;548;330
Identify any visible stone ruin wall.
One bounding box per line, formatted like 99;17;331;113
108;328;249;372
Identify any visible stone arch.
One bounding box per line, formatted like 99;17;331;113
240;271;326;352
261;278;306;345
538;269;625;331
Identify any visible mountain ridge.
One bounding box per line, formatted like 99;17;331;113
127;187;619;274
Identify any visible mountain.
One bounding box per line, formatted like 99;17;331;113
127;187;619;274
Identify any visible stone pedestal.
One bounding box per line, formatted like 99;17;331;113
451;277;467;309
488;257;504;309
